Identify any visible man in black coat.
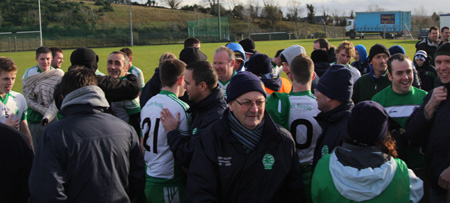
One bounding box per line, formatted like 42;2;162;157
186;71;304;202
160;61;227;168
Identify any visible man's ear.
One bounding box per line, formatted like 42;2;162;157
178;75;184;85
312;71;316;80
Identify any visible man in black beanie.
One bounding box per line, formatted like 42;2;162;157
313;65;354;166
407;42;450;202
68;48;139;103
239;38;257;62
352;44;391;104
187;71;304;202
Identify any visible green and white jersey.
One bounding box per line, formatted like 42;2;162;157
218;71;236;100
288;91;322;164
128;65;145;90
110;75;141;123
1;91;27;123
140;90;190;180
372;85;427;128
22;65;54;79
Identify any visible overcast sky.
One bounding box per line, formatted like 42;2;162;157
135;0;448;17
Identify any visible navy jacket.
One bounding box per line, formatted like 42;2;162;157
186;109;304;203
406;83;450;194
167;86;227;168
140;67;162;107
313;101;353;166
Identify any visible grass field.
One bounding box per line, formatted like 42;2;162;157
1;39;419;93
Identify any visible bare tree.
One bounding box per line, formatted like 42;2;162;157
413;4;430;31
287;0;304;38
367;4;385;12
165;0;183;9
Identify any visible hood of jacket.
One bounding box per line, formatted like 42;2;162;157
61;85;110;112
260;76;282;92
355;44;368;63
329;151;397;202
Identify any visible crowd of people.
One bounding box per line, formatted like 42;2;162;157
1;25;450;203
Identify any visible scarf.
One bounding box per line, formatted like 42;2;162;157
228;111;264;153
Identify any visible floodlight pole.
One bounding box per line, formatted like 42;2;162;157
38;0;43;46
217;0;221;41
129;0;133;46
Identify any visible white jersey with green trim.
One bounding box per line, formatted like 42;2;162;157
218;80;230;100
288;91;322;165
128;65;145;89
140;90;190;179
0;91;27;123
110;75;141;122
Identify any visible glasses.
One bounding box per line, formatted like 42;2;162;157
235;100;266;109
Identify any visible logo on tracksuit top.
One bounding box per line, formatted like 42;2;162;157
262;153;275;170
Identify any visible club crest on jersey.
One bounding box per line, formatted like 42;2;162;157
262;153;275;170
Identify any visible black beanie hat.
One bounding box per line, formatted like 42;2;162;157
246;53;272;76
70;48;99;72
311;49;329;63
435;42;450;59
239;38;255;53
179;47;207;65
316;64;353;101
368;44;390;63
226;71;267;103
348;101;388;146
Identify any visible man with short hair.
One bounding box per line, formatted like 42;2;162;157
371;53;429;201
214;46;236;99
106;51;141;136
120;47;145;94
184;37;201;49
22;46;64;148
406;43;450;202
313;65;354;165
281;45;319;93
417;26;441;66
159;61;227;168
187;71;304;202
332;40;361;82
266;54;322;202
140;59;190;202
69;47;140;103
313;38;336;63
271;49;284;77
441;26;449;43
352;44;392;104
50;47;63;69
29;67;145;202
0;57;32;146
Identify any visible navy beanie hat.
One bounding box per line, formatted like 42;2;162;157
226;71;267;103
179;47;207;65
316;64;353;101
239;38;256;53
311;49;329;63
348;101;388;146
435;42;450;59
389;45;406;55
246;53;272;76
70;48;99;72
368;44;390;63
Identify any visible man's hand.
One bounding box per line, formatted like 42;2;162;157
160;108;180;132
425;86;447;119
439;166;450;190
5;113;19;129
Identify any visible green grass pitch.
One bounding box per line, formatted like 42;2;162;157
1;39;419;93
